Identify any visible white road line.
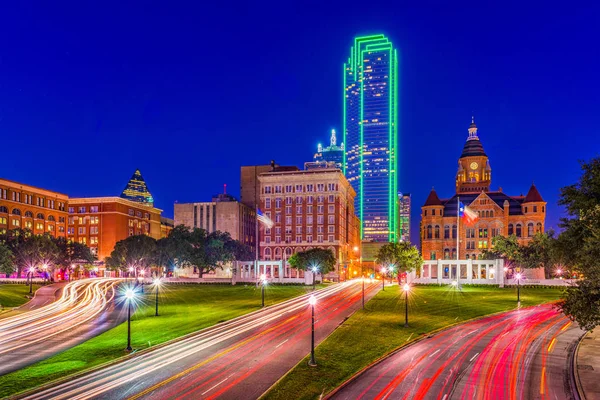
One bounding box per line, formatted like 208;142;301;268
201;376;229;395
470;352;480;362
442;394;448;400
275;339;289;348
333;307;338;311
429;349;441;358
466;329;478;335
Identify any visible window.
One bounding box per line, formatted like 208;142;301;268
90;226;98;234
317;184;325;192
68;207;74;213
144;212;150;219
317;215;324;224
275;236;281;243
444;248;450;259
328;205;335;213
58;226;65;233
516;224;522;237
129;229;134;236
78;207;86;213
67;227;75;235
432;209;436;216
296;206;302;214
12;208;21;216
79;237;87;244
265;198;271;209
296;196;302;204
275;185;282;193
328;195;335;203
90;206;98;213
295;185;303;192
129;219;134;227
35;222;43;230
536;222;543;233
285;206;292;214
533;206;538;213
275;198;282;209
264;186;272;194
285;185;293;193
78;227;86;235
328;225;334;233
48;225;54;232
286;197;293;205
444;225;450;239
318;196;324;203
25;211;33;218
466;228;475;238
434;225;440;239
328;183;336;191
265;237;271;244
0;217;6;225
296;236;302;243
12;219;20;227
524;206;528;213
90;237;98;245
285;216;292;225
452;225;457;239
508;224;514;235
307;196;313;204
317;226;324;234
296;226;302;234
0;206;7;213
478;240;488;249
328;235;334;242
307;205;313;213
328;215;335;224
275;213;281;223
317;235;323;243
58;216;65;223
296;216;302;224
307;235;313;243
430;251;437;260
306;184;314;192
307;226;313;234
478;228;488;238
128;209;134;216
527;223;534;237
424;210;428;217
90;216;99;224
317;205;324;214
307;216;313;224
136;211;142;218
426;225;432;239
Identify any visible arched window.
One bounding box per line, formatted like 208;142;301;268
264;248;272;260
486;211;490;217
444;225;450;239
12;208;21;216
527;223;534;237
444;248;450;259
274;247;282;259
25;211;33;218
285;247;292;257
36;213;44;219
508;224;514;235
48;215;56;222
434;225;440;239
490;210;494;217
536;222;542;233
516;224;522;237
451;248;457;259
0;206;7;213
427;225;432;239
466;254;470;259
452;225;457;239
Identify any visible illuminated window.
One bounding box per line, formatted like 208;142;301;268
90;226;98;234
79;237;87;244
90;206;99;213
90;237;98;245
58;226;65;233
78;217;84;224
0;217;6;225
78;227;86;235
48;225;54;231
12;219;20;227
67;227;74;235
36;222;43;230
90;216;99;224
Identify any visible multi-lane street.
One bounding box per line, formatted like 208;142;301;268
0;278;123;375
331;303;584;400
21;280;380;400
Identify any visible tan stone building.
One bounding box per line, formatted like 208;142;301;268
0;178;68;238
258;168;360;281
421;118;546;261
174;193;256;250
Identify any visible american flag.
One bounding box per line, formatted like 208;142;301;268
459;202;478;224
257;209;274;229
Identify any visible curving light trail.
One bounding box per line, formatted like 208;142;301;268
0;279;121;356
21;280;379;400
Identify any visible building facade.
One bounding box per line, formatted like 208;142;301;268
0;179;68;238
67;197;162;260
344;34;399;242
174;193;256;250
305;129;344;170
257;168;360;281
421;118;546;261
398;192;411;243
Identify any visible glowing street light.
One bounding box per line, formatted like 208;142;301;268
153;278;161;316
42;264;48;285
260;274;267;308
403;283;410;327
515;273;522;308
311;265;319;291
308;295;317;367
28;267;35;294
380;267;387;291
125;288;136;352
451;280;458;287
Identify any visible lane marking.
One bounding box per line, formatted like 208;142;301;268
547;338;556;353
540;366;546;394
442;394;448;400
469;352;479;362
429;349;440;358
275;339;288;349
201;376;230;396
466;329;478;335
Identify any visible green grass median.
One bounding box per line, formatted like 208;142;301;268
0;283;319;398
0;284;41;310
263;285;563;400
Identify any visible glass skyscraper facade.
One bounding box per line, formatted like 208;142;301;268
344;35;398;242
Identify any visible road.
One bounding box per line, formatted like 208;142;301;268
0;278;123;375
331;303;584;400
21;280;380;400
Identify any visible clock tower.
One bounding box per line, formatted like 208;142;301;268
455;117;492;194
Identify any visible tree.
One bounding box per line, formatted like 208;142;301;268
519;231;558;278
481;235;523;271
188;230;237;278
556;157;600;330
106;235;157;275
155;225;194;275
0;242;14;277
288;248;337;275
12;234;60;279
375;242;422;283
53;237;96;278
0;229;31;277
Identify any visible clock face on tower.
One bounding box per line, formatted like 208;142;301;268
470;162;478;170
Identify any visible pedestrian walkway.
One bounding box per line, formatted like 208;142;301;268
576;329;600;399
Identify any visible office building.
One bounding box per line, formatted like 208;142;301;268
398;192;411;243
305;129;344;170
344;34;399;242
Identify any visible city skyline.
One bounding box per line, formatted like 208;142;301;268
1;3;599;244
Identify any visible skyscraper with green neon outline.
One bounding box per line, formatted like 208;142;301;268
343;34;398;242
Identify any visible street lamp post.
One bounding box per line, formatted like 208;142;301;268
311;266;319;291
260;274;267;308
380;267;387;291
128;266;134;282
403;283;410;327
28;267;35;294
308;295;317;367
125;288;136;352
42;264;48;285
154;278;161;316
515;273;522;308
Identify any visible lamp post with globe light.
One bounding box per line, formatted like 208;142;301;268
153;278;161;316
308;295;317;367
42;264;48;285
403;283;410;327
260;274;267;308
311;265;319;291
125;288;136;351
515;273;522;308
29;267;35;294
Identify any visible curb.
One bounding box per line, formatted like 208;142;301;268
8;283;337;400
572;330;589;400
323;303;551;400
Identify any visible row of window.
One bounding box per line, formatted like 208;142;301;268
68;206;151;220
424;223;542;239
263;245;336;258
266;225;336;235
0;207;65;222
1;218;65;232
264;212;336;225
264;203;337;215
263;183;338;194
429;251;487;260
264;195;336;208
1;189;66;211
264;235;336;244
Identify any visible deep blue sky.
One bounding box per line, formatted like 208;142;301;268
1;2;599;243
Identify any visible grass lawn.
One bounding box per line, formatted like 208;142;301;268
263;285;563;400
0;284;41;310
0;283;319;398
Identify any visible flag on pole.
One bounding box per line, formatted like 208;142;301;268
459;202;478;224
256;209;274;229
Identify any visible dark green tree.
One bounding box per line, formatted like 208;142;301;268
0;242;15;277
556;157;600;330
375;242;422;283
288;248;336;275
481;235;523;271
53;237;97;278
12;234;60;279
106;234;157;274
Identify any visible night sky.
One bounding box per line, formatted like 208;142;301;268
1;2;599;243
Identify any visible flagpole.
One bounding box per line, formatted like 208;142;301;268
457;196;460;261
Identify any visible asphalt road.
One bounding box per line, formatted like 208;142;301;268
331;303;584;400
0;278;123;375
21;280;381;400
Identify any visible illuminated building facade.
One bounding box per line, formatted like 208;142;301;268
257;168;360;281
120;169;154;206
344;34;399;242
421;118;546;261
305;129;344;170
0;178;68;238
398;192;411;242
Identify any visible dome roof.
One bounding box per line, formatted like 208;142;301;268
460;138;487;158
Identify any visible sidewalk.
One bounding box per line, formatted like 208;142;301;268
576;329;600;399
